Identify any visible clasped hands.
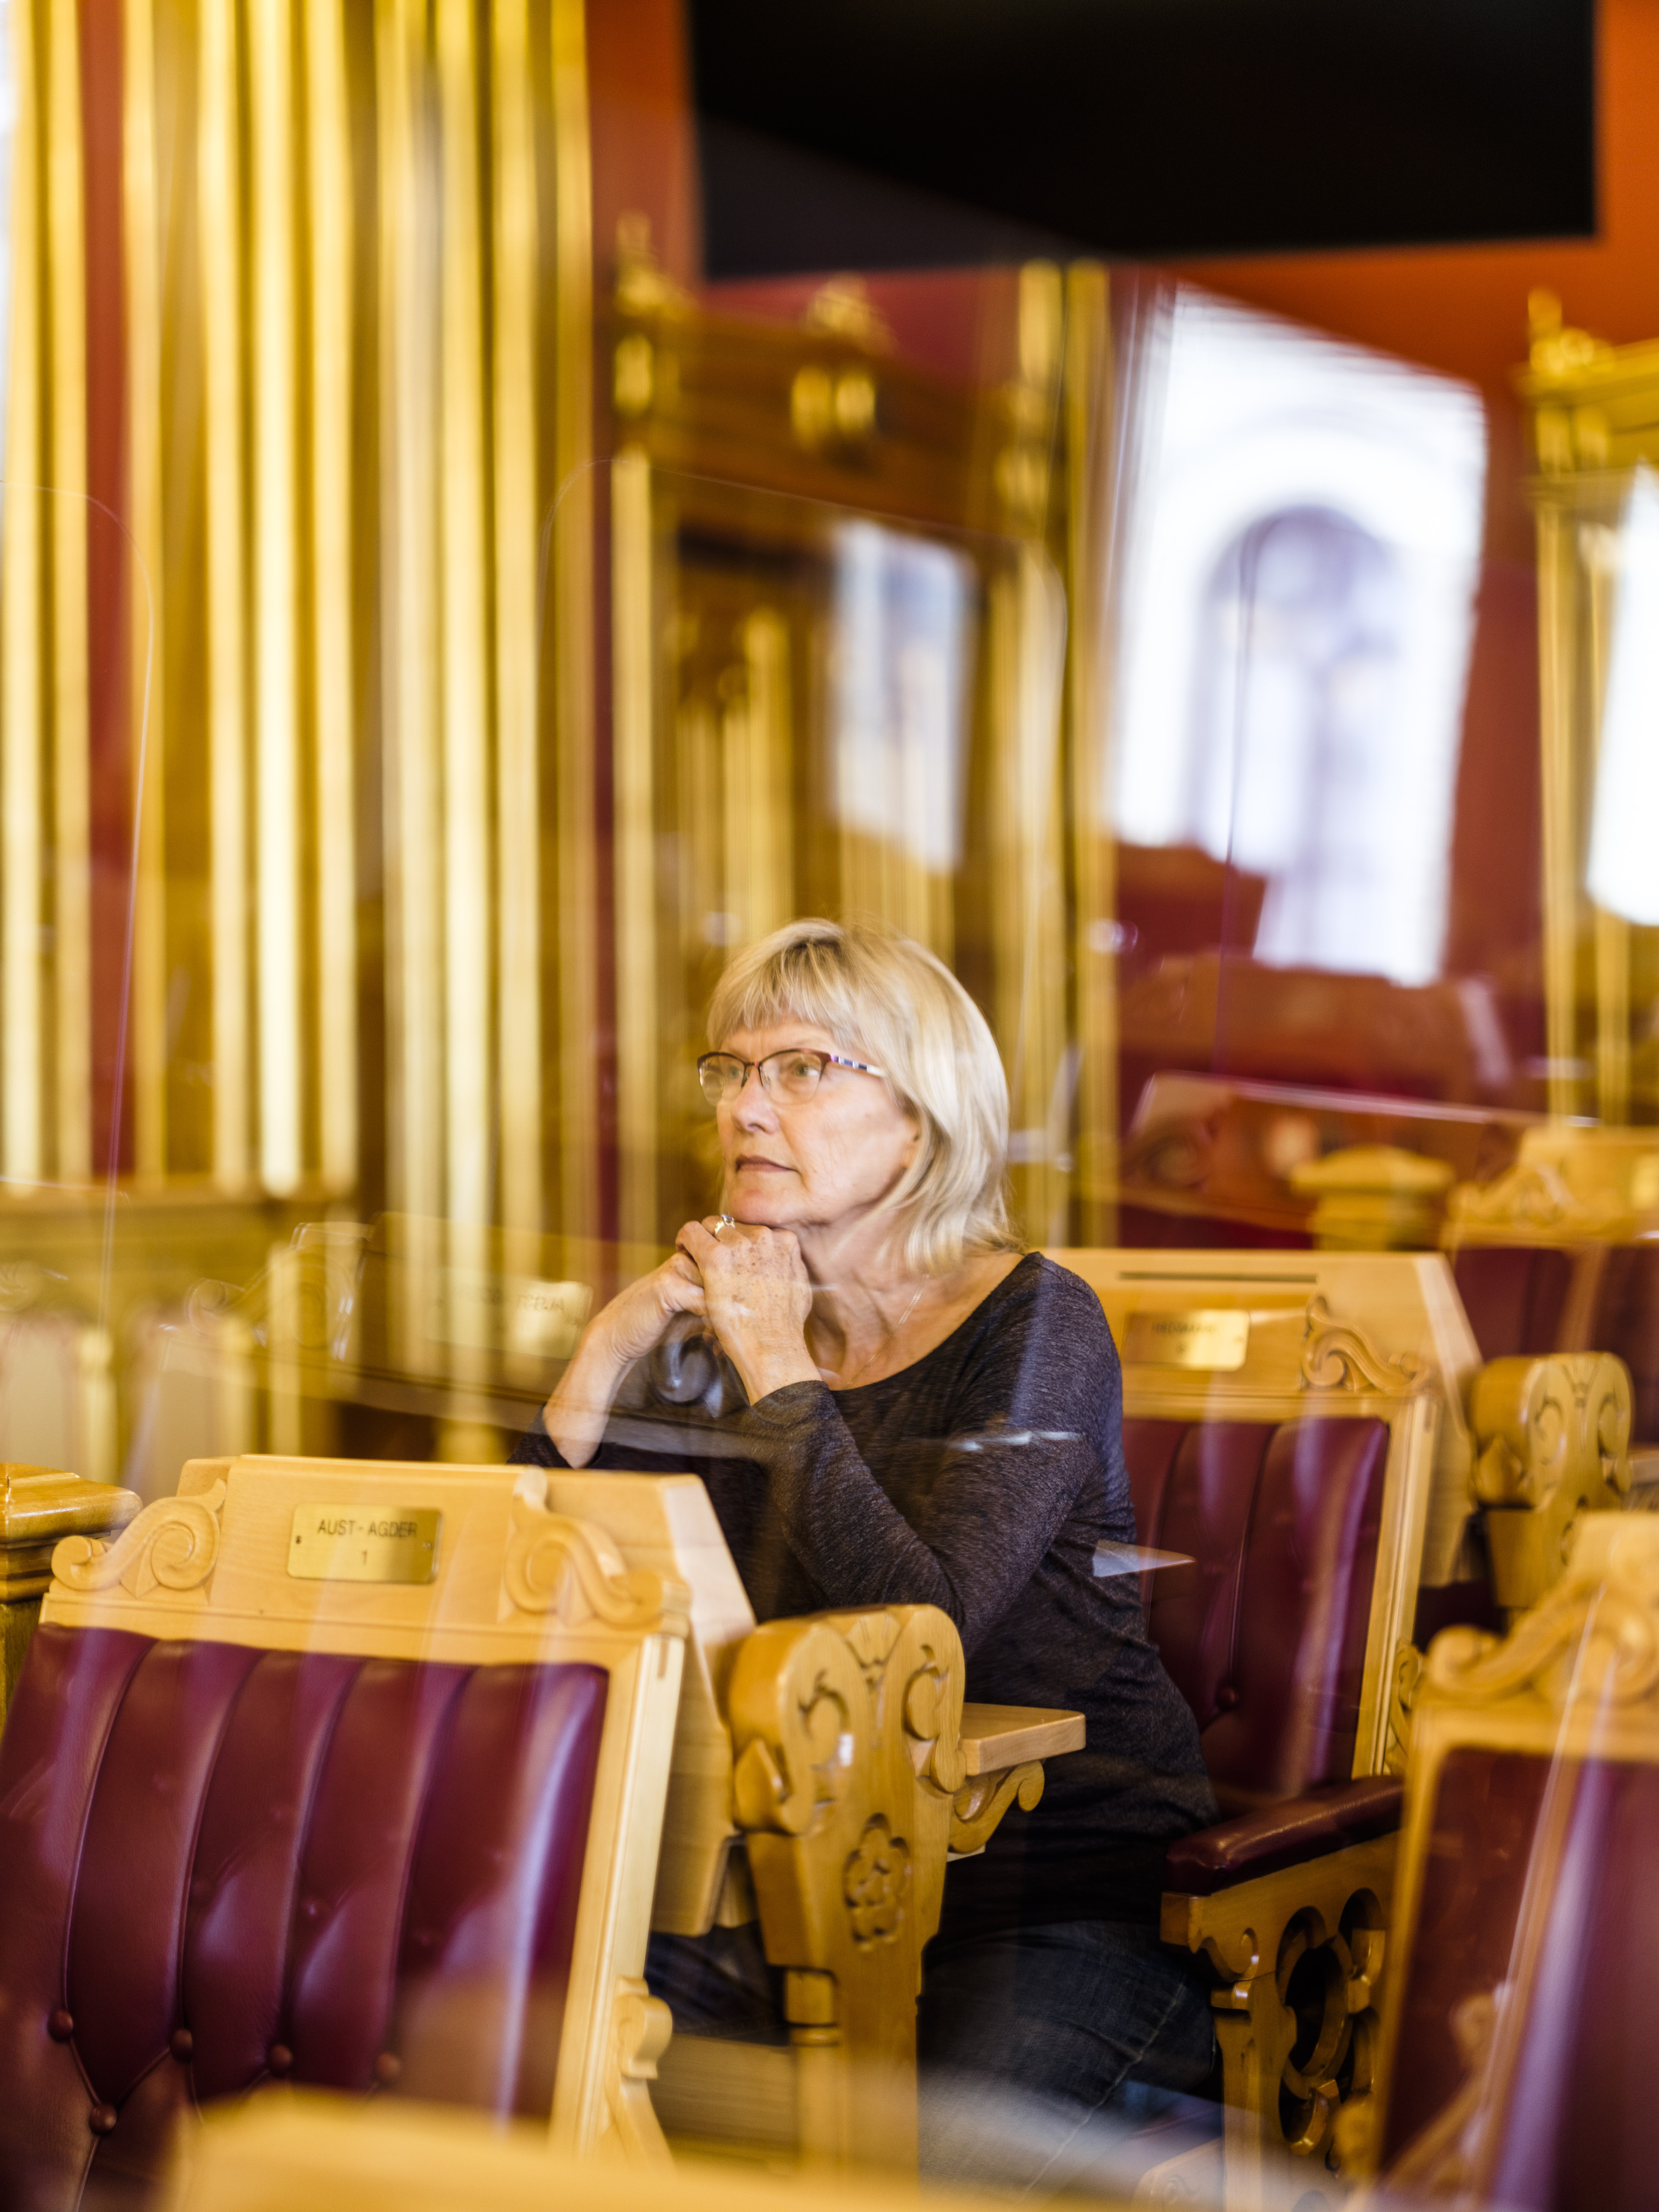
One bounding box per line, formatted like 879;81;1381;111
604;1218;819;1397
545;1216;822;1464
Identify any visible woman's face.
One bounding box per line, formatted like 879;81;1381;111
715;1019;920;1235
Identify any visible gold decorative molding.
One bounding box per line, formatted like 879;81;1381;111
51;1482;227;1598
949;1761;1043;1855
1425;1515;1659;1707
843;1814;910;1946
1469;1353;1632;1615
1445;1128;1659;1246
1384;1641;1423;1778
503;1486;688;1637
600;1977;673;2164
1162;1835;1395;2185
1300;1295;1425;1396
724;1604;980;2167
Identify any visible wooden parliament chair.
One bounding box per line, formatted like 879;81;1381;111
1049;1248;1485;2197
0;1450;1077;2199
1340;1510;1659;2208
527;1466;1081;2170
0;1453;698;2209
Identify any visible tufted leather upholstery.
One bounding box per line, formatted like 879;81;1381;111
1381;1743;1659;2208
1452;1245;1573;1364
0;1624;606;2212
1124;1416;1388;1813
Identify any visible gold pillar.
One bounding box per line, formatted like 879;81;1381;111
1534;497;1580;1122
47;0;90;1182
377;0;443;1234
1064;261;1117;1243
307;0;357;1196
437;0;491;1230
123;0;166;1178
724;609;792;948
200;0;249;1189
551;0;598;1253
249;0;302;1194
612;444;658;1250
493;0;542;1244
2;0;43;1182
992;264;1069;1246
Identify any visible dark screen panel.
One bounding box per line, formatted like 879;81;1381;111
690;0;1596;274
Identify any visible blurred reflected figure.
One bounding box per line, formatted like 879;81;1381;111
514;920;1217;2181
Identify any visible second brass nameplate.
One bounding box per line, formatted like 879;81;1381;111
1122;1310;1250;1371
288;1504;442;1584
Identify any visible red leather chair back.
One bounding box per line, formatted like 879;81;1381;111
1452;1245;1573;1364
1123;1416;1388;1806
1382;1743;1659;2209
0;1624;606;2212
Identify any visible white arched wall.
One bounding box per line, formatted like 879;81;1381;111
1111;289;1487;986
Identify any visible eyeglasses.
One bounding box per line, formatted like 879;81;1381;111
696;1048;886;1109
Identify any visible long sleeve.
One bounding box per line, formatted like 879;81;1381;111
731;1263;1121;1656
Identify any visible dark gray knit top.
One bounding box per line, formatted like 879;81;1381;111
512;1251;1215;1939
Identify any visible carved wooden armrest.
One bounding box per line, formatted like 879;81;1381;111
1163;1776;1402;1896
1469;1353;1632;1614
950;1702;1084;1854
1162;1826;1397;2184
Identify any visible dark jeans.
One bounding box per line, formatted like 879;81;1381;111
647;1918;1219;2191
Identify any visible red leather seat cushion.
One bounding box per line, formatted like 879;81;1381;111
1453;1245;1573;1363
0;1626;606;2212
1124;1415;1388;1805
1382;1744;1659;2209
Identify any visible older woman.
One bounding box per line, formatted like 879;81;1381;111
514;918;1217;2171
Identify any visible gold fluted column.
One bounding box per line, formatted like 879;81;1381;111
2;0;43;1182
493;0;542;1245
551;0;597;1255
437;0;491;1232
1064;262;1116;1243
612;444;656;1250
991;264;1069;1246
123;0;165;1177
199;0;249;1189
249;0;302;1194
307;0;357;1196
1535;500;1581;1123
46;0;89;1182
377;0;442;1233
724;609;792;945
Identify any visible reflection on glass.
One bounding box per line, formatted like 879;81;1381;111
831;520;971;880
1588;462;1659;926
1112;287;1487;985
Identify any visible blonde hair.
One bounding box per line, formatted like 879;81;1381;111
706;918;1018;1275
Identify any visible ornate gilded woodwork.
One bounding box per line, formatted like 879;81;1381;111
1161;1836;1395;2196
1354;1515;1659;2194
1517;295;1659;1125
723;1603;970;2170
0;1463;137;1726
1445;1123;1659;1246
1468;1351;1632;1616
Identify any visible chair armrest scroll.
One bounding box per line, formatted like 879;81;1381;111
1163;1776;1404;1897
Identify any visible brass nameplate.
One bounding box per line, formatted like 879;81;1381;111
1122;1309;1249;1371
287;1504;442;1584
